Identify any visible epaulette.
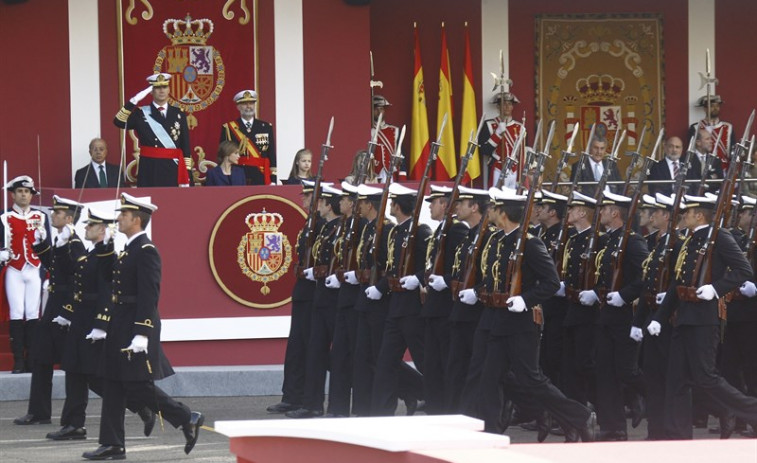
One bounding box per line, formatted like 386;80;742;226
115;107;132;122
96;250;115;257
142;244;155;249
77;255;87;262
135;319;154;328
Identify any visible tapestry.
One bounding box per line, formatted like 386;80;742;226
535;14;665;186
117;0;259;184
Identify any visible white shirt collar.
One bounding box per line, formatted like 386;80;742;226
91;160;106;170
693;224;709;233
152;102;167;111
241;117;255;125
12;204;31;215
125;230;147;246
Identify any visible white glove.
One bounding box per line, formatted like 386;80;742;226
579;290;599;306
629;326;643;342
52;316;71;327
365;286;382;300
656;292;666;305
428;274;448;292
303;267;315;281
103;225;114;245
647;320;661;336
85;328;107;341
696;284;718;301
56;225;72;246
606;291;626;307
34;226;47;244
555;281;566;297
506;296;527;313
458;288;478;305
495;123;507;136
129;86;153;105
325;274;341;289
400;275;420;290
125;334;149;354
0;249;9;263
344;271;359;285
740;281;757;298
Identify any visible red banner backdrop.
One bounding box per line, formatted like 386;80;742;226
118;0;261;182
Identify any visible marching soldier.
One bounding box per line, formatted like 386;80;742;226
478;92;524;189
443;186;491;413
371;96;403;182
421;185;468;414
647;193;756;440
369;183;432;416
267;181;322;414
14;195;82;427
561;192;599;410
220;90;277;185
114;73;193;187
48;209;154;441
83;193;202;460
578;191;647;441
1;176;50;375
286;185;343;418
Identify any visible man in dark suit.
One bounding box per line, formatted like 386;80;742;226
647;136;699;196
113;73;193;187
74;138;125;188
689;129;724;195
220;90;277;185
83;193;202;460
570;136;623;197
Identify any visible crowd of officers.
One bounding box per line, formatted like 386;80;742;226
267;132;757;443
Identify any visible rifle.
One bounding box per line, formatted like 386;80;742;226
695;128;723;195
517;119;542;194
397;115;445;278
300;117;334;271
579;129;626;290
337;114;384;278
610;129;664;291
429;116;486;277
370;125;406;285
621;124;648;196
369;51;383;127
550;123;580;192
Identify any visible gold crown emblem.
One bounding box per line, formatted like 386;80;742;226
245;209;283;232
576;74;625;106
163;15;214;45
562;95;579;105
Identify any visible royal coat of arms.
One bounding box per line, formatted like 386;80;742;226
238;209;292;295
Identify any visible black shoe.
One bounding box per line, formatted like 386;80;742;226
82;445;126;460
597;429;627;441
405;398;418;416
498;400;514;432
536;411;552;443
285;408;323;419
630;396;645;429
13;414;51;425
719;414;736;439
181;411;204;455
137;407;156;437
46;425;86;440
266;401;299;414
579;412;597;442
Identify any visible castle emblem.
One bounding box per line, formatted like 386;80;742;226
238;209;292;295
153;15;225;128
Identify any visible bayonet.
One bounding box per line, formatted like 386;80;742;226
551;123;579;191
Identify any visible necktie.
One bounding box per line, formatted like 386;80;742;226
672;161;679;179
98;165;107;187
157;106;165;118
594;162;601;181
245;122;252;131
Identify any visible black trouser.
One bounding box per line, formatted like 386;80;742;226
62;373;143;428
480;332;591;434
280;299;312;407
595;323;646;433
328;306;358;416
445;320;478;412
541;304;566;388
371;315;425;416
561;323;596;407
664;325;757;439
642;323;671;439
99;379;190;448
302;305;337;412
423;317;450;415
27;363;54;421
460;325;491;418
721;321;757;398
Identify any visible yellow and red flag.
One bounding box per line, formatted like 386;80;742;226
409;24;431;180
436;23;456;180
459;24;480;184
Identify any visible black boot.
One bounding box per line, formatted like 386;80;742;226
23;319;37;372
9;320;25;374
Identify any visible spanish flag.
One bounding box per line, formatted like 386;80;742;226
436;22;456;180
409;24;431;180
459;23;480;184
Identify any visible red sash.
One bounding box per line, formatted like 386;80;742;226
140;146;190;186
227;122;272;183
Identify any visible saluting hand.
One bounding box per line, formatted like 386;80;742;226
130;86;153;105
